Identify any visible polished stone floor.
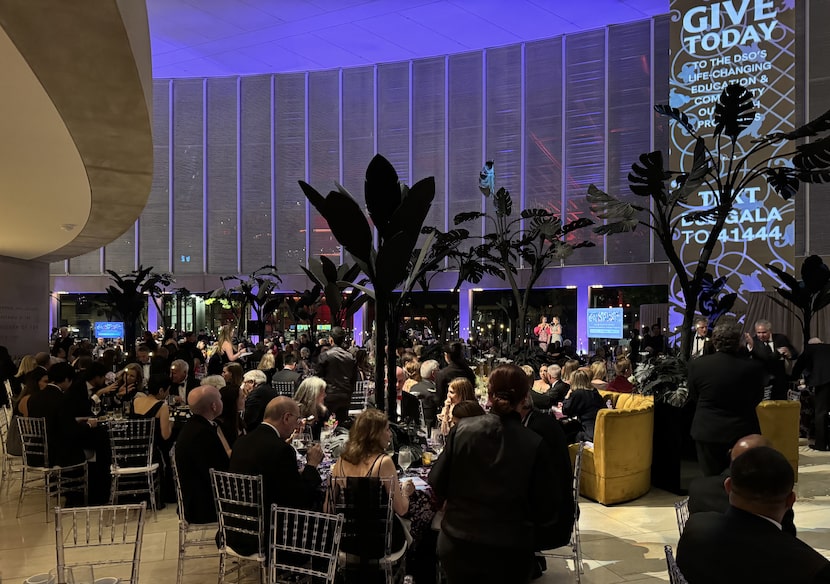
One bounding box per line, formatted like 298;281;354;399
2;446;829;583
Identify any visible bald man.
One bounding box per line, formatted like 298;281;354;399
228;396;323;556
687;434;796;536
174;385;230;524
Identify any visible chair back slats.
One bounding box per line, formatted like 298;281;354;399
210;469;265;549
17;417;49;468
55;503;147;584
109;419;155;469
351;381;373;410
272;381;296;397
664;545;689;584
3;379;13;407
674;497;690;536
170;447;187;525
270;505;343;583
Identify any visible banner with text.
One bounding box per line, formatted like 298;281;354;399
668;0;796;333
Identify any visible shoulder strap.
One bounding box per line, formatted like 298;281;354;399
366;453;385;477
146;400;165;417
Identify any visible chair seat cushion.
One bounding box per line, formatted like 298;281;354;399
110;463;159;475
225;545;265;562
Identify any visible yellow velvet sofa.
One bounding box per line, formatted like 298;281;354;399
568;391;655;505
756;399;801;481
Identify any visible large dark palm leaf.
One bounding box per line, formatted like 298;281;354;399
713;84;756;142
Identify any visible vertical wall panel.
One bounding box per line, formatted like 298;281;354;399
104;225;136;274
412;57;446;236
140;80;171;272
240;75;273;273
486;46;522;219
448;52;483;241
525;39;563;218
68;249;101;274
274;74;307;274
50;261;66;275
564;30;605;265
377;62;410;182
206;77;238;275
606;21;652;264
172;79;204;274
653;15;670;263
341;67;375;199
308;70;341;262
807;0;830;255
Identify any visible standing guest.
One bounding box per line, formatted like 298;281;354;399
434;342;476;406
410;359;441;431
606;358;635;393
175;385;230;524
550;316;563;346
691;317;715;359
241;369;276;432
174;331;203;380
439;378;476;436
744;318;798;400
562;370;606;443
296;346;312;378
317;326;358;423
229;397;324;556
355;348;372;381
677;447;830;583
792;338;830;451
293;376;331;440
690;320;766;476
428;364;556;584
534;316;553;352
217;324;247;364
271;353;302;392
450;400;485;426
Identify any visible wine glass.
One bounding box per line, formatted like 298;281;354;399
398;447;413;477
428;429;445;456
90;401;101;418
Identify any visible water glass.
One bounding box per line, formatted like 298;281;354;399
398;447;413;476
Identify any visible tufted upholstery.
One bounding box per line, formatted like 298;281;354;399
756;399;801;481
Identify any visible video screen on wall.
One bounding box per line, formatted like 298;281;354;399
94;321;124;339
587;308;624;339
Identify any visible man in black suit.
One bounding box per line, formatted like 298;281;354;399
745;318;799;400
65;361;112;419
318;327;358;422
410;359;441;430
677;447;830;583
27;362;95;467
229;397;324;555
175;385;229;524
271;352;302;392
169;359;199;405
688;320;766;476
792;338;830;451
242;369;277;432
688;434;796;536
690;317;715;359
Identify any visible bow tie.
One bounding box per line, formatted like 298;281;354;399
697;336;706;340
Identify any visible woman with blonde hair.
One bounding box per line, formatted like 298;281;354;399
590;361;609;391
257;352;276;384
560;359;580;385
328;408;414;551
10;354;38;397
439;377;476;436
402;359;421;393
293;376;330;439
562;370;606;443
217;324;247;364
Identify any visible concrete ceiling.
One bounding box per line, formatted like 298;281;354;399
0;1;154;262
148;0;669;78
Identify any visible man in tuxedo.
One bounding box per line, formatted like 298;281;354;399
229;397;323;555
410;359;441;430
66;361;109;419
27;362;96;467
688;320;766;476
677;447;830;583
271;352;302;392
318;326;358;422
688;434;796;536
169;359;199;405
242;369;277;432
745;318;798;400
792;338;830;451
175;385;229;524
690;317;715;359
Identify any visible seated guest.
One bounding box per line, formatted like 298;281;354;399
560;359;580;387
174;385;230;524
688;434;796;536
562;370;606;443
131;374;173;446
547;365;569;403
439;377;476;436
229;397;324;556
409;359;441;431
293;376;331;440
16;366;49;418
328;408;415;553
257;352;277;385
114;363;144;407
218;363;244;447
169;359;198;405
450;400;485;426
428;364;556;584
241;369;276;432
606;358;634;393
677;447;830;583
27;362;96;467
11;354;38;398
589;361;609;391
271;352;302;391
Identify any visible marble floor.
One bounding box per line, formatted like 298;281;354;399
2;446;829;584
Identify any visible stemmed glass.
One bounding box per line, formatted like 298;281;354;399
398;446;413;477
428;429;445;457
90;401;101;418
